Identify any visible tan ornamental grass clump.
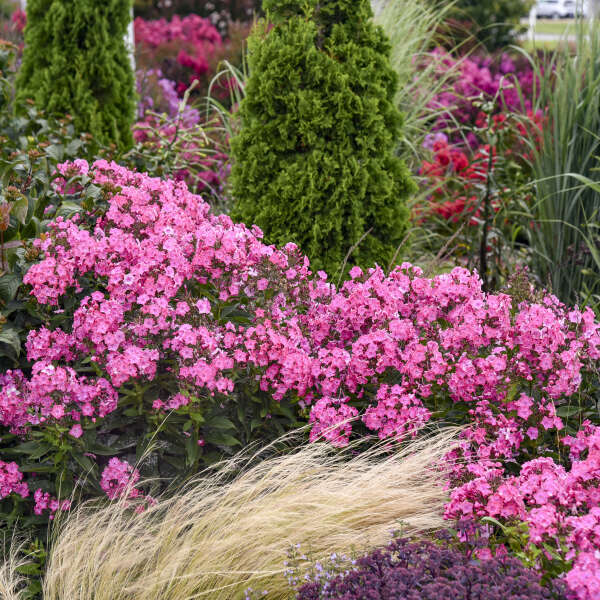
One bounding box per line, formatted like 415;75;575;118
43;429;459;600
0;540;29;600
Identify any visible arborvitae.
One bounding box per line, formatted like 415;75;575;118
17;0;135;150
230;0;415;275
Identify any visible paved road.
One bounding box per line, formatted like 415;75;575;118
522;32;577;41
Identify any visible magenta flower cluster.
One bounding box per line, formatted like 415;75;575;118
446;424;600;600
427;49;537;146
99;457;141;501
134;14;222;96
0;456;70;518
2;160;600;597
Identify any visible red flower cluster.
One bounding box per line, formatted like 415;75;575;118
419;135;497;222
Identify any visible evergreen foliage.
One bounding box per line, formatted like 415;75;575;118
230;0;415;275
17;0;136;149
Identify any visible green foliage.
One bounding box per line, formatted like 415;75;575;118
230;0;415;276
0;0;16;20
0;42;102;371
482;517;572;583
16;0;136;150
519;23;600;309
445;0;533;52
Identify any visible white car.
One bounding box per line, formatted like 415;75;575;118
535;0;587;18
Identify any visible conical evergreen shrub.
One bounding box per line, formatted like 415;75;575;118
230;0;415;275
17;0;135;150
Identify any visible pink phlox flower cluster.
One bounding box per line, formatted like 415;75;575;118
17;169;600;457
446;423;600;600
0;460;29;499
21;159;310;422
33;489;71;519
100;457;141;501
308;396;358;447
300;263;598;447
362;384;431;440
0;361;116;433
7;160;600;599
566;552;600;600
0;460;69;519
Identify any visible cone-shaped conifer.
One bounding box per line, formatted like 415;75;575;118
231;0;415;275
17;0;135;149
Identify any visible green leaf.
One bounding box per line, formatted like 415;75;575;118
45;144;64;162
17;464;56;473
0;273;21;303
202;431;241;447
21;216;40;239
85;184;103;201
556;404;582;418
65;139;83;156
16;563;42;576
55;201;83;218
277;401;296;421
12;441;53;460
204;415;236;430
185;435;199;466
86;439;136;455
189;411;205;424
11;195;28;224
71;452;95;473
0;327;21;356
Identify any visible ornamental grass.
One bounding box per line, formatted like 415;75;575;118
41;429;457;600
0;541;29;600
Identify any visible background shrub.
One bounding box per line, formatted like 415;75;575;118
16;0;136;150
230;0;415;276
441;0;533;52
133;0;261;35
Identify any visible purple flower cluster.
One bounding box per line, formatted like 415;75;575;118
296;537;568;600
136;68;200;127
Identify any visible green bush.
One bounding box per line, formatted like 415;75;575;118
444;0;533;52
230;0;415;276
16;0;136;150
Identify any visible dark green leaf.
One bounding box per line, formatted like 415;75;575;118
11;195;28;224
202;431;241;447
204;415;236;430
0;273;21;303
0;327;21;356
